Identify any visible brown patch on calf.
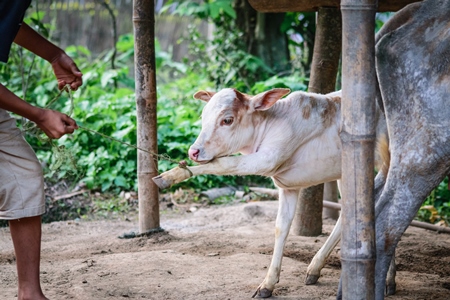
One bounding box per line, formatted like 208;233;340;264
231;89;251;124
329;96;341;104
321;99;338;128
302;96;317;120
233;89;250;115
302;105;311;120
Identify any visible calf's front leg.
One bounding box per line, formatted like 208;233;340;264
153;154;283;189
253;188;299;298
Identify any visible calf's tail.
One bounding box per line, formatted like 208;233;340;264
375;133;390;177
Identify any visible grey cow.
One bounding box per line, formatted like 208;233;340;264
356;0;450;299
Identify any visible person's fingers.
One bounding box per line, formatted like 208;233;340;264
59;75;82;90
70;81;80;91
72;69;83;77
64;125;76;134
62;114;78;129
57;80;65;90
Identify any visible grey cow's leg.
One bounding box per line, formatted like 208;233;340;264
385;251;396;296
373;156;448;300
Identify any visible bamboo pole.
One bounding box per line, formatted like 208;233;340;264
340;0;377;298
133;0;161;233
292;7;342;237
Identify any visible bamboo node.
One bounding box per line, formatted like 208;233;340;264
340;131;376;142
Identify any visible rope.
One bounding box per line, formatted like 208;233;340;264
78;125;193;176
61;86;193;176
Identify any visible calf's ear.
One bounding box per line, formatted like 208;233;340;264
251;88;291;111
193;91;216;102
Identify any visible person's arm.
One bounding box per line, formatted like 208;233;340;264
0;84;78;139
13;23;83;90
3;22;81;139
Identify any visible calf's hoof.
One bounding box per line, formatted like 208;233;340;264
152;175;172;190
252;287;273;298
305;274;319;285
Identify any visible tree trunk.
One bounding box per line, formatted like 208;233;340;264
323;181;339;220
292;185;324;236
133;0;160;233
292;7;342;236
234;0;290;75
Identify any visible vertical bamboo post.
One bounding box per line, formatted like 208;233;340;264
292;7;342;236
340;0;377;298
133;0;161;233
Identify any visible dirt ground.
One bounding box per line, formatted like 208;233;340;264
1;200;450;300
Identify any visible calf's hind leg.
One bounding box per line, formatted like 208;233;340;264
305;213;341;285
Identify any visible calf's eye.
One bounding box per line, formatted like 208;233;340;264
221;117;234;126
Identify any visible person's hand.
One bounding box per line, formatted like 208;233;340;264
34;109;78;139
51;53;83;91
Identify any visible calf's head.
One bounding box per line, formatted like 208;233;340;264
188;88;290;163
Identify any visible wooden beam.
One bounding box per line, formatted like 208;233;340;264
248;0;422;12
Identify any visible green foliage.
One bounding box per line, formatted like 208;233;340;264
252;73;308;94
0;30;138;192
416;178;450;225
92;194;132;218
166;0;236;20
281;12;316;75
164;0;274;92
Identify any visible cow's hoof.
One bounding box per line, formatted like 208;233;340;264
305;274;319;285
385;283;396;296
252;287;273;298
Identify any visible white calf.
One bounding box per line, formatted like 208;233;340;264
153;88;387;297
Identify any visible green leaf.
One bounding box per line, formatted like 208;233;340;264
208;3;220;19
101;70;118;88
112;127;134;140
114;175;128;188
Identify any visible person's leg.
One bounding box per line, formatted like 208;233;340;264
9;215;48;300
